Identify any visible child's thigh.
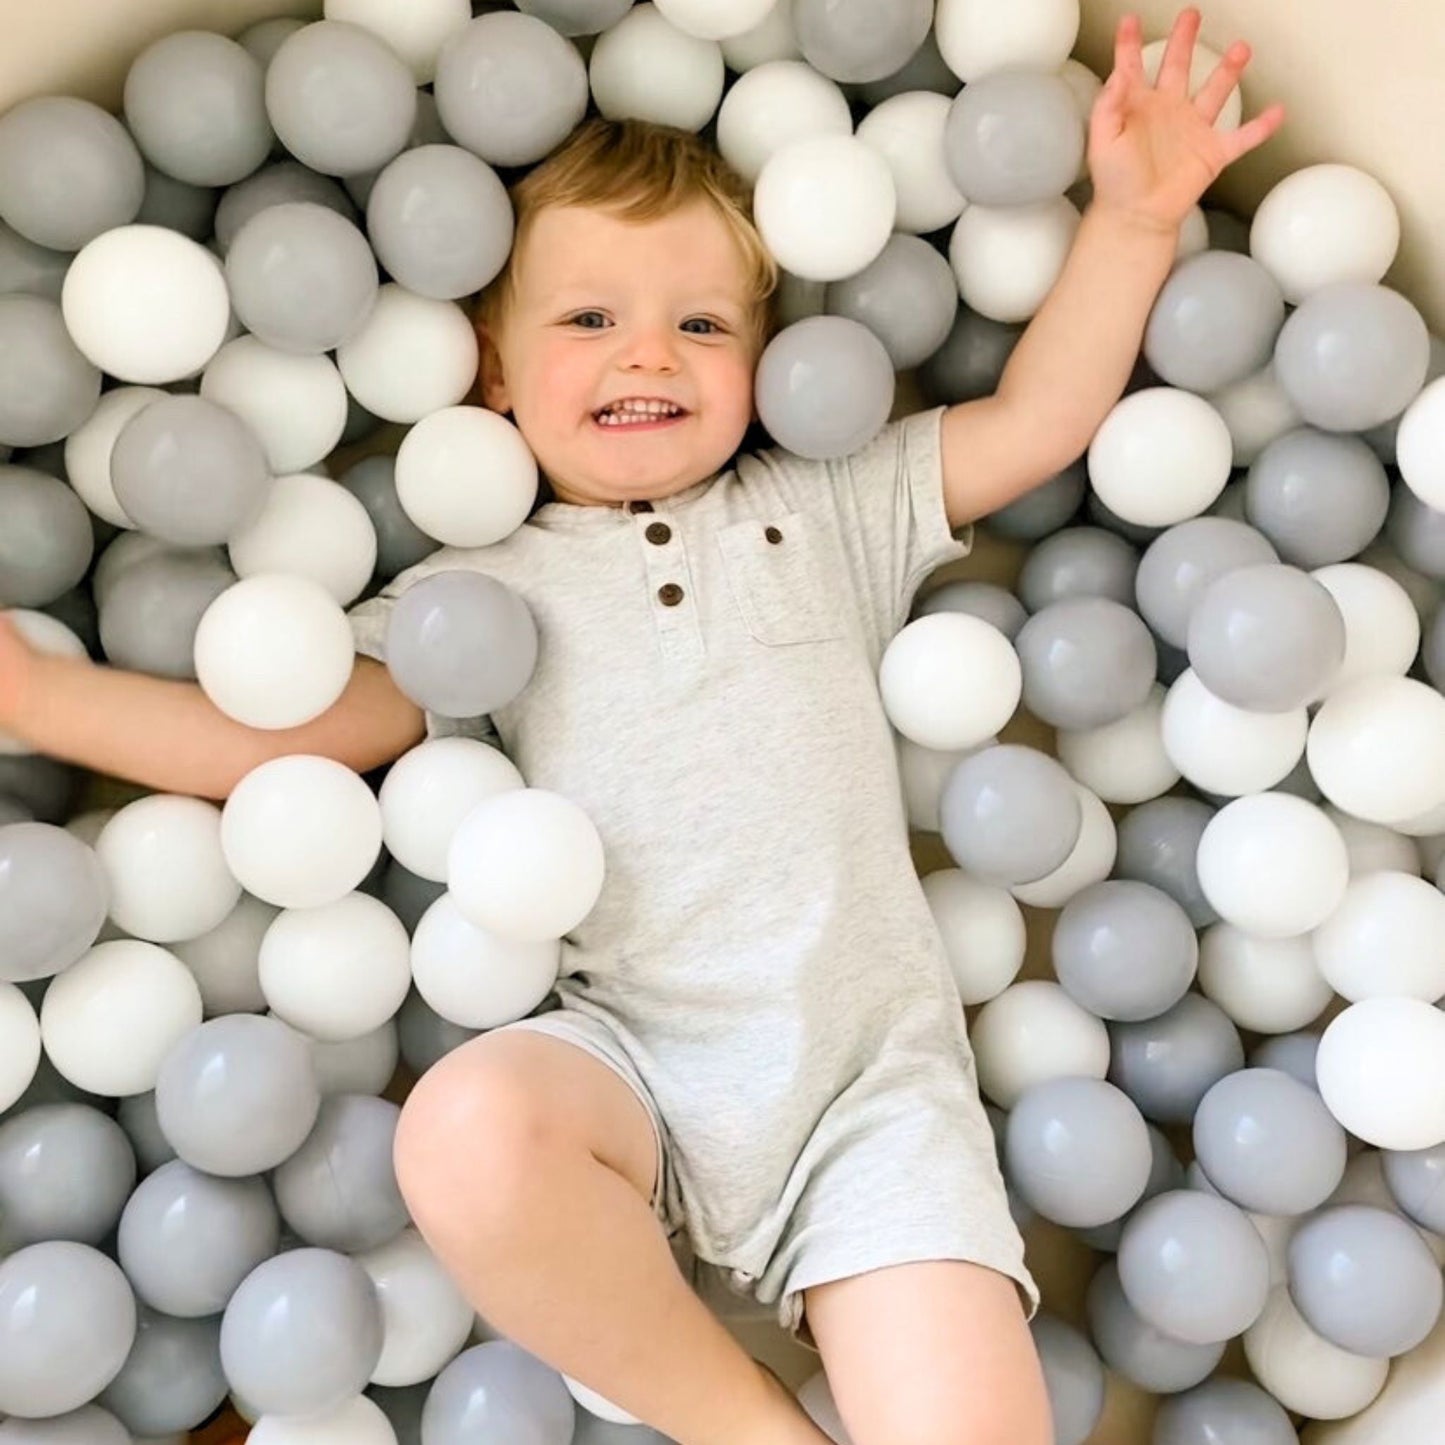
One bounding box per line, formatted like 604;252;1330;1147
395;1026;661;1211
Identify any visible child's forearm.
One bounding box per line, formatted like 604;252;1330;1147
995;202;1180;467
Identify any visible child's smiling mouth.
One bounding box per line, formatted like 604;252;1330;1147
592;397;690;430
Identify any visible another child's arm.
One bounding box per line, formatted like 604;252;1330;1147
0;611;425;801
939;7;1287;529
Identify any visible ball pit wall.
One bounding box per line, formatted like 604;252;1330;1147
2;4;1442;1444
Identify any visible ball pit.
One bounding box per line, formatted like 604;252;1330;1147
0;1;1443;1444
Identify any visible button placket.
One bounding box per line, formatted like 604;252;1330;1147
635;507;703;661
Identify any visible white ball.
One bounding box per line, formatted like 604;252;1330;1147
172;893;276;1016
1397;375;1445;511
1175;204;1210;260
200;336;347;473
194;574;355;730
720;0;801;69
1160;668;1307;797
1196;794;1349;939
1250;164;1401;303
39;939;202;1096
1140;36;1241;130
324;0;471;82
228;474;377;607
1197;924;1334;1035
1088;388;1233;526
1010;783;1117;909
336;284;479;424
447;788;605;943
1207;364;1303;466
1311;563;1421;694
968;978;1110;1109
1317;998;1445;1150
379;737;524;883
896;734;995;834
754;133;897;283
410;892;561;1028
0;980;41;1112
856;91;967;235
1313;871;1445;1003
248;1394;398;1445
654;0;779;42
94;794;242;944
879;613;1020;751
221;754;383;909
356;1227;475;1387
63;385;166;527
589;3;725;132
393;406;538;547
259;893;412;1042
920;868;1026;1005
564;1375;639;1425
61;224;230;383
1307;676;1445;827
1323;805;1422;879
309;1019;398;1096
948;197;1079;323
1243;1287;1388;1420
715;60;851;186
935;0;1080;81
1056;684;1181;805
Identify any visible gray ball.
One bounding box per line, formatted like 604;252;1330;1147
1113;795;1219;927
1108;995;1244;1126
918;307;1021;406
1287;1204;1443;1357
515;0;633;36
985;461;1087;542
913;579;1028;640
97;1306;228;1438
214;159;357;253
1018;526;1139;611
1273;281;1431;432
1052;880;1198;1022
226;201;379;353
755;314;896;461
98;548;237;681
1152;1377;1298;1445
0;463;94;606
435;13;589;169
825;233;958;371
1246;427;1390;568
940;744;1082;886
340;455;439;583
0;96;145;250
0;219;70;302
0;821;108;984
1085;1260;1224;1394
0;295;101;449
123;30;273;187
421;1340;576;1445
1144;250;1286;393
944;69;1084;206
1014;596;1157;730
1031;1313;1106;1445
793;0;933;83
1386;482;1445;581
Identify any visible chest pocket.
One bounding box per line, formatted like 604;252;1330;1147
716;510;842;647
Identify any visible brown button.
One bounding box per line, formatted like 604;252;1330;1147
644;521;672;545
628;499;655;513
658;582;684;606
764;525;783;544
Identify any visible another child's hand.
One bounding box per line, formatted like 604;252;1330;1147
1087;7;1285;233
0;612;35;727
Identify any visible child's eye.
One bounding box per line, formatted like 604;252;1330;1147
567;311;609;329
681;317;724;335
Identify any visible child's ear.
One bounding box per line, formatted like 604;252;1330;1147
477;320;512;414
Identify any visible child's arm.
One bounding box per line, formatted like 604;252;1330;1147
940;7;1286;529
0;612;425;801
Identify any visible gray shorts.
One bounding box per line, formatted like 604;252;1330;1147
499;1008;1036;1352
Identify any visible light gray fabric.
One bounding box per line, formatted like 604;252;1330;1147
349;406;1038;1345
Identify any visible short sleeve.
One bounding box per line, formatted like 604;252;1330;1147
347;549;506;751
746;405;972;644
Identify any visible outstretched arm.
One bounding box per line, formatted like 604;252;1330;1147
940;7;1286;529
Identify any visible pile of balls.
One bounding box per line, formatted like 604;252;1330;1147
1;1;1443;1443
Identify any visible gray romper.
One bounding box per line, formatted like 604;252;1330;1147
349;405;1039;1349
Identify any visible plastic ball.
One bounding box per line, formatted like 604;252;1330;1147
588;3;725;132
969;979;1110;1110
934;0;1080;82
920;868;1026;1005
855;91;966;235
324;0;471;84
1397;375;1445;510
948;196;1080;323
1056;684;1181;805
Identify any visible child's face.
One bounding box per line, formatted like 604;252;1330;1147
479;200;762;508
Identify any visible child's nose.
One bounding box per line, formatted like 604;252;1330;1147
619;324;682;372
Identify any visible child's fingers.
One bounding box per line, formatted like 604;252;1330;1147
1193;39;1251;123
1089;65;1130;145
1154;6;1202;95
1113;12;1146;83
1218;101;1287;164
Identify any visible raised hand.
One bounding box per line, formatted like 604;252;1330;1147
1088;7;1286;232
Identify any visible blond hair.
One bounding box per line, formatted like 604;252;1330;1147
476;116;780;349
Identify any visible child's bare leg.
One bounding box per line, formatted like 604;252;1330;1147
394;1030;832;1445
